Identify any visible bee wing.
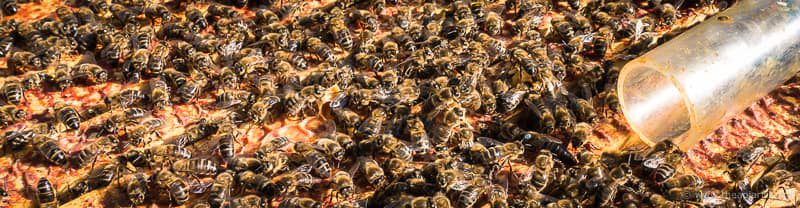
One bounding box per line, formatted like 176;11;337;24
294;163;313;173
476;136;503;147
189;179;214;194
448;180;472;191
330;92;349;109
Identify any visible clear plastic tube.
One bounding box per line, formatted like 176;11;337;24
618;0;800;150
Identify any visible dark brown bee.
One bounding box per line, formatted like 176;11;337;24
127;118;165;146
152;170;189;205
238;170;281;197
1;0;17;15
100;37;127;62
47;64;73;91
34;136;67;166
71;63;108;85
314;138;345;161
294;142;332;178
4;129;33;150
106;88;146;107
234;55;268;75
358;157;385;186
186;8;208;32
173;118;219;147
329;13;353;50
332;171;355;200
171;158;218;176
207;171;234;208
162;68;187;89
274;50;308;70
255;9;279;24
37;178;58;208
255;136;290;158
0;104;24;126
191;52;214;72
355;108;387;140
146;144;192;161
74;135;119;167
144;4;171;22
8;51;42;73
176;80;201;104
278;197;322;208
22;71;47;91
231;194;264;208
0;35;14;57
122;173;149;205
147;43;169;76
351;9;379;32
2;79;25;105
483;12;503;36
54;102;81;131
208;4;239;18
307;37;336;63
248;96;281;123
147;78;170;110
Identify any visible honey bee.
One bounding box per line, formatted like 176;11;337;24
329;14;353;50
171;158;218;177
175;80;201;104
148;43;169;76
350;10;379;32
237;171;281;197
145;144;192;163
208;171;234;208
233;195;265;208
122;173;149;205
54;102;81;131
751;169;793;198
0;79;23;106
332;171;355;200
234;55;268;75
355;108;387;140
212;90;253;109
659;3;677;26
480;11;503;36
314;138;345;161
306;37;336;63
554;105;575;130
354;52;385;71
37;178;58;208
379;41;399;63
274;50;308;70
294;142;332;178
74;135;119;167
22;71;47;91
663;174;703;190
163;69;188;89
34;135;67;166
144;4;171;22
173;118;219;147
0;104;25;126
186;8;208;32
8;51;42;73
71;63;108;85
152;170;189;205
208;4;239;18
358;157;385;186
278;197;322;208
225;156;263;173
4;129;33;150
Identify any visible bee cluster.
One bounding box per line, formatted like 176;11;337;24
2;0;794;207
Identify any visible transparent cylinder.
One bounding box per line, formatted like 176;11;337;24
618;0;800;150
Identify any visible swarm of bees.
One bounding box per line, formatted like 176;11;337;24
0;0;798;207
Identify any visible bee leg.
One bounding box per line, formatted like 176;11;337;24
89;154;99;172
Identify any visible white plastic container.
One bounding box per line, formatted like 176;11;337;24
618;0;800;150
